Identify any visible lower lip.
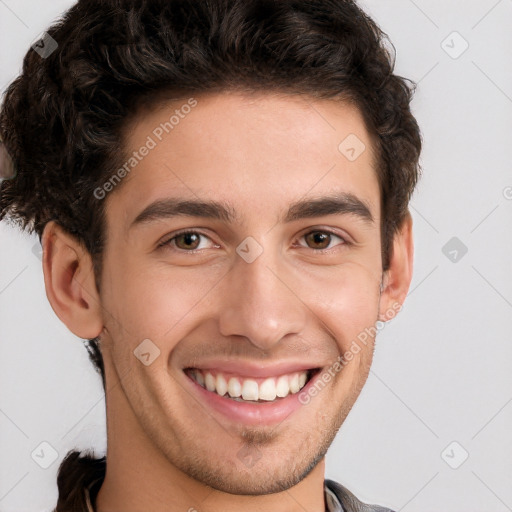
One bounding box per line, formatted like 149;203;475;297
184;371;320;426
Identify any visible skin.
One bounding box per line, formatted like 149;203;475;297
42;91;413;512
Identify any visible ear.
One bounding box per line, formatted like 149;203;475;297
41;221;103;339
378;212;414;321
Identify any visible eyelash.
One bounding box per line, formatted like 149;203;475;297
157;228;351;253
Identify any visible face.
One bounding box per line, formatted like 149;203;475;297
97;92;385;494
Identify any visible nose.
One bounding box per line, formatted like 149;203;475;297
217;249;306;351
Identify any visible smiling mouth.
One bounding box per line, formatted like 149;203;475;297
184;368;320;403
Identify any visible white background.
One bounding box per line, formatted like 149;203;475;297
0;1;511;511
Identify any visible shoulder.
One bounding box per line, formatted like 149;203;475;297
325;479;396;512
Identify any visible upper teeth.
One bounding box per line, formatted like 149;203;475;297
190;369;309;402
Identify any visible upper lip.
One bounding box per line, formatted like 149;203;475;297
183;360;322;379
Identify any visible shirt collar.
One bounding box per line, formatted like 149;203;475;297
325;481;345;512
84;480;345;512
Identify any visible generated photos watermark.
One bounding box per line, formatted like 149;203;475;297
298;301;403;405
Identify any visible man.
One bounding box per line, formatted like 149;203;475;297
0;0;421;510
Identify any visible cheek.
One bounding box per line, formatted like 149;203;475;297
299;262;381;353
100;254;225;344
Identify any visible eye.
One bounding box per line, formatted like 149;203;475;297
297;229;349;251
158;230;217;251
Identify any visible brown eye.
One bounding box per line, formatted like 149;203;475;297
158;230;219;253
304;231;332;249
298;230;348;251
174;232;201;250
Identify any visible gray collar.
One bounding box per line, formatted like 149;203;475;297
325;482;345;512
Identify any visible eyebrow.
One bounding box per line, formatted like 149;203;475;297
129;192;374;229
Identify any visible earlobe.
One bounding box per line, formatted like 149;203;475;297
41;221;104;339
378;212;414;321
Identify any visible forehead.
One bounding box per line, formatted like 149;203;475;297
106;91;380;229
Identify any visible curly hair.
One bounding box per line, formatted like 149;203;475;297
0;0;421;385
